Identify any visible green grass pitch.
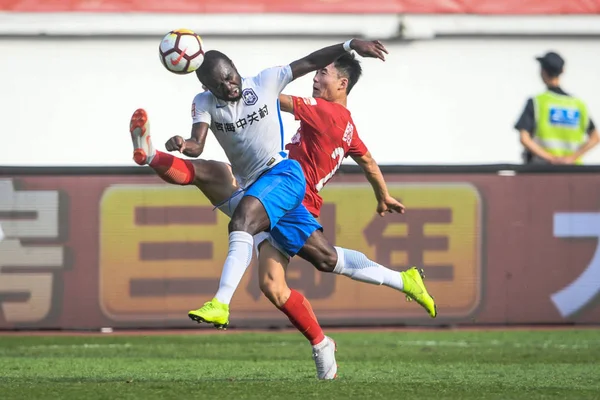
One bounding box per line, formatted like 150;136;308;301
1;329;599;399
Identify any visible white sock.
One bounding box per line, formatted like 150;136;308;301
144;138;156;165
333;246;404;292
146;148;156;165
214;231;254;304
312;336;329;350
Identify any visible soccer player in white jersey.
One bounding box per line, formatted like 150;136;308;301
130;39;436;379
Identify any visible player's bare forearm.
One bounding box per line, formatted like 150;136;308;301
181;139;204;158
184;122;209;157
519;130;556;163
289;43;347;79
278;95;294;114
353;152;388;201
289;39;388;80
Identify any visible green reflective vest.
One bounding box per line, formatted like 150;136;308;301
533;91;588;164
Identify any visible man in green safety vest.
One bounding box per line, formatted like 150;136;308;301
514;51;599;164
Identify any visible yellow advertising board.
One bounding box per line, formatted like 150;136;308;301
99;183;482;322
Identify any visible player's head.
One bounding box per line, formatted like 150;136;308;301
312;52;362;101
536;51;564;85
195;50;242;102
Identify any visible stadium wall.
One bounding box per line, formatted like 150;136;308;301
1;166;600;330
2;36;600;166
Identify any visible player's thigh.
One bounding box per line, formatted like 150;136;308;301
270;204;322;258
190;159;239;207
243;159;306;231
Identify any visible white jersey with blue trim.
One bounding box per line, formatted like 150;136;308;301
191;65;293;188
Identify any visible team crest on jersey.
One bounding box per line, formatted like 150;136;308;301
242;88;258;106
343;122;354;145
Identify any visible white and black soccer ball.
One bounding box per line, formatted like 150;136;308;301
159;29;205;75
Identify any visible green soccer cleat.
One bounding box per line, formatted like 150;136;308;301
401;267;438;318
188;298;230;330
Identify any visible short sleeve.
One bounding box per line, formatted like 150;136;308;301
588;118;596;134
257;65;293;95
291;96;339;131
514;98;535;134
191;92;212;125
348;129;368;157
291;96;329;130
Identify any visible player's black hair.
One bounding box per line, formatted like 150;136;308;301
333;52;362;94
195;50;234;80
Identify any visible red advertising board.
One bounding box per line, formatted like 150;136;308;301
1;170;599;330
0;0;599;14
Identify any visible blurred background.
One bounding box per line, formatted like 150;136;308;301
2;0;600;166
1;0;600;331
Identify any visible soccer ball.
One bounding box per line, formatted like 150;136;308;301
158;29;205;75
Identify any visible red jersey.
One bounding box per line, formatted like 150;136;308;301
286;96;368;217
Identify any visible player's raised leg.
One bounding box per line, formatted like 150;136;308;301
257;240;337;380
129;108;239;207
130;108;195;185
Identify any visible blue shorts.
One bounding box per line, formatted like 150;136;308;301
244;159;322;256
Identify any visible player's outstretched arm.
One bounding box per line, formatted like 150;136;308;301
165;122;209;158
289;39;388;80
352;152;405;216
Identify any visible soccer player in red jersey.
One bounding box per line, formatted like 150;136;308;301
129;49;436;380
258;53;425;378
281;53;379;219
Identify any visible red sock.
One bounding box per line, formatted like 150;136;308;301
149;151;195;185
279;289;325;346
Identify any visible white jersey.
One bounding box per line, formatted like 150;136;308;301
191;65;293;188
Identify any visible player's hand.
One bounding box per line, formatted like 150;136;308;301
350;39;388;61
165;136;186;153
560;155;577;165
377;195;405;217
547;154;575;165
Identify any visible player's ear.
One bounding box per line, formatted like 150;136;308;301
339;77;348;92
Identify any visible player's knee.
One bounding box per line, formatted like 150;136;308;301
259;278;277;302
229;213;267;234
259;276;288;308
228;217;252;233
229;198;269;234
311;247;337;273
302;233;338;273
